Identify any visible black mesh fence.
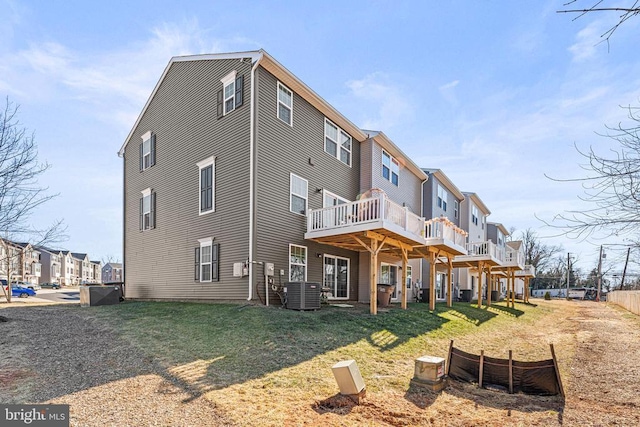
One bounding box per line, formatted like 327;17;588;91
448;346;562;396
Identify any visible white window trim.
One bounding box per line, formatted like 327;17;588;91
141;131;152;170
322;189;349;208
382;150;399;186
197;156;216;216
437;185;448;211
277;81;293;126
289;173;308;216
289;244;307;282
198;237;213;283
472;205;479;226
221;70;237;116
141;187;152;230
324;118;352;167
454;200;459;219
323;254;350;300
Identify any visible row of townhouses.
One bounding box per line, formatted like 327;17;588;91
119;50;534;314
0;240;123;286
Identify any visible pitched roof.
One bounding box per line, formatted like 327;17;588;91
462;192;491;215
422;168;465;200
487;222;510;236
119;49;369;158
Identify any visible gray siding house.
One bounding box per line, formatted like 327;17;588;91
119;50;496;313
119;50;367;303
420;169;466;300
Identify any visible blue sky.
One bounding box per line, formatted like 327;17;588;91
1;1;638;274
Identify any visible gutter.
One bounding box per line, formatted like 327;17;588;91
248;52;264;300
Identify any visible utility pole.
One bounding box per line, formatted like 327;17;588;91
596;245;603;302
566;252;571;297
621;247;631;290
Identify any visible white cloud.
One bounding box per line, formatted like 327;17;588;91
345;72;413;130
569;20;608;62
439;80;459;107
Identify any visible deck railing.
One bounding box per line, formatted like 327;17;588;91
516;264;536;277
307;194;425;241
504;246;525;266
466;241;505;261
424;217;467;248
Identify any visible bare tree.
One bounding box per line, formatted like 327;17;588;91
517;228;564;274
0;98;65;302
544;105;640;245
558;1;640;45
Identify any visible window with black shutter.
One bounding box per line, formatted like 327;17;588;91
217;71;244;118
140;131;156;171
140;189;156;231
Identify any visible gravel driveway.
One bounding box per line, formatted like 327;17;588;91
0;304;233;426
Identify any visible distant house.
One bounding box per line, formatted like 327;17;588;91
38;247;63;285
90;261;102;284
14;243;42;285
71;253;91;284
102;262;122;283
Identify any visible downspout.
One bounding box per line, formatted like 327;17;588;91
419;177;427;285
248;53;264;300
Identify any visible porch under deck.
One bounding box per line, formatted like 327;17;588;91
304;194;468;314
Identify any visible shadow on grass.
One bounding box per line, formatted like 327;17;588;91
0;298;533;406
487;303;525;318
441;303;498;325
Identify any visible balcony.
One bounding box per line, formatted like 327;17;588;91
515;264;536;278
305;193;426;250
424;217;468;256
502;247;525;269
452;241;505;267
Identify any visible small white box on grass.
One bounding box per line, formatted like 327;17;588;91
331;359;365;397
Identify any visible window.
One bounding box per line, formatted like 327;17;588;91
198;156;215;214
324;255;349;299
217;71;244;118
195;238;219;282
437;185;448;211
140;188;156;230
324;119;351;166
322;190;349;208
277;82;293;126
289;244;307;281
382;150;399;186
290;173;308;215
139;131;156;171
454;200;459;219
472;205;479;226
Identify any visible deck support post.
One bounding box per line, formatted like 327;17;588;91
429;251;437;311
401;247;408;310
486;267;492;307
477;261;485;309
446;256;453;308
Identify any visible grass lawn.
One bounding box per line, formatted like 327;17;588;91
88;300;565;426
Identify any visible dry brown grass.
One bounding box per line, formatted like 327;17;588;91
196;300;638;426
3;298;639;426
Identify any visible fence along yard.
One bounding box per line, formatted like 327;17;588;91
608;290;640;315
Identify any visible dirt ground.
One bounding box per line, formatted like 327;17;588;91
336;299;640;427
1;299;639;426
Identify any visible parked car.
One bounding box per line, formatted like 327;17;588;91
10;285;36;298
22;282;41;291
40;282;61;289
